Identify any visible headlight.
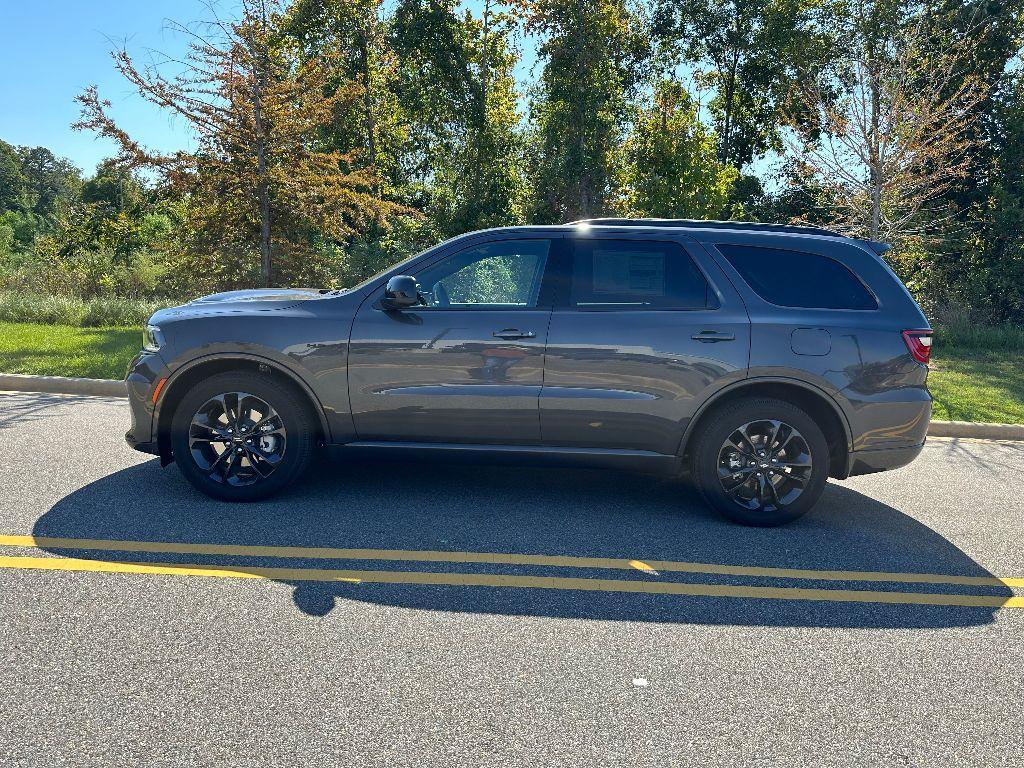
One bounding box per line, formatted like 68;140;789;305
142;324;165;352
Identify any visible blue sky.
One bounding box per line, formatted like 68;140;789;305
0;0;220;173
0;0;537;176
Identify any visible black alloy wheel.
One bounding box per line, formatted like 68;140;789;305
691;398;829;526
717;419;813;513
188;391;287;486
170;372;315;501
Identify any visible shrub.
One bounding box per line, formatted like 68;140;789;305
932;304;1024;352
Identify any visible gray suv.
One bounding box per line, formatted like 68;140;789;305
125;219;933;525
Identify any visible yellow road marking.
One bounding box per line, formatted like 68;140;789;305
0;555;1020;608
0;534;1020;588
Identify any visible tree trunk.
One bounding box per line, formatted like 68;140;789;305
868;60;882;241
718;12;742;166
253;83;271;287
357;28;378;175
252;0;272;288
471;0;492;210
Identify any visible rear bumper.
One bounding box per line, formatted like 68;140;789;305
846;441;926;477
124;351;169;456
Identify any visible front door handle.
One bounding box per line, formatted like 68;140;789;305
493;329;536;340
691;330;736;343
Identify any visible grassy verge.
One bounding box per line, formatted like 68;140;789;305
0;323;141;380
0;321;1022;423
928;348;1024;423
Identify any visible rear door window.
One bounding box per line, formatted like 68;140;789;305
569;239;712;310
718;244;877;310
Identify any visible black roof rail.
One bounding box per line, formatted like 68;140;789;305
568;217;845;238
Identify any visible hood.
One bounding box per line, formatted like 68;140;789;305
190;288;328;306
150;288;330;324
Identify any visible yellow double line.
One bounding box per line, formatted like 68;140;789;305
0;534;1021;609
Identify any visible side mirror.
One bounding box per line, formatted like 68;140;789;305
381;275;422;310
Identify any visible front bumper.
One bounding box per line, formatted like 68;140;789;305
124;351;170;456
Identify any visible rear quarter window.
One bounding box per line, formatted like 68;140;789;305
717;244;878;310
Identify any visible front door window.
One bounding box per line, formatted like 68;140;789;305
416;239;550;309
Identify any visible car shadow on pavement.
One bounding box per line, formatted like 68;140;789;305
32;457;1013;629
0;392;78;430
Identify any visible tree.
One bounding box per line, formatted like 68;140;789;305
16;146;82;225
653;0;833;170
615;80;738;218
526;0;648;222
392;0;527;234
75;0;407;288
284;0;408;191
783;12;989;244
967;59;1024;322
0;140;27;214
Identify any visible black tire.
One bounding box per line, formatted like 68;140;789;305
690;398;830;526
170;371;316;501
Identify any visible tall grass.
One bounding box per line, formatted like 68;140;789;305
932;306;1024;352
0;292;177;328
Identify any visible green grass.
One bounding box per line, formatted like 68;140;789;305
0;320;1022;424
0;322;141;379
927;319;1024;423
928;348;1024;424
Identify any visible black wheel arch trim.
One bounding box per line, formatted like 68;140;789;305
154;352;332;464
677;376;854;458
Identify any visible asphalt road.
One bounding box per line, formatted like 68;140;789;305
0;391;1022;767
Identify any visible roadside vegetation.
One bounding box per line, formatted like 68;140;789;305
0;292;173;328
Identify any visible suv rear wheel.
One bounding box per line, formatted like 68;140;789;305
691;398;830;526
170;371;316;501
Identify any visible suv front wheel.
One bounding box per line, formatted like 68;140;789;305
170;371;316;501
691;398;830;526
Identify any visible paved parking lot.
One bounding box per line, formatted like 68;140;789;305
0;391;1021;767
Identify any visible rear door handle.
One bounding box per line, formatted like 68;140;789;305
691;330;735;343
493;329;536;340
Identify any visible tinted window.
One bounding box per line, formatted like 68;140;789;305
570;240;711;309
416;239;550;308
719;244;877;310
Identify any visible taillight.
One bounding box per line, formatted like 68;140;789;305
902;330;933;365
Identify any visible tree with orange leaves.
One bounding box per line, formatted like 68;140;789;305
75;0;408;288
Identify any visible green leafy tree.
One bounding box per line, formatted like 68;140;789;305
284;0;408;192
653;0;833;169
16;146;82;224
392;0;527;234
966;62;1024;321
615;80;738;218
0;140;27;214
526;0;649;222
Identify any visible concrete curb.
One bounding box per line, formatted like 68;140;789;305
0;373;127;398
925;419;1024;441
2;373;1023;441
